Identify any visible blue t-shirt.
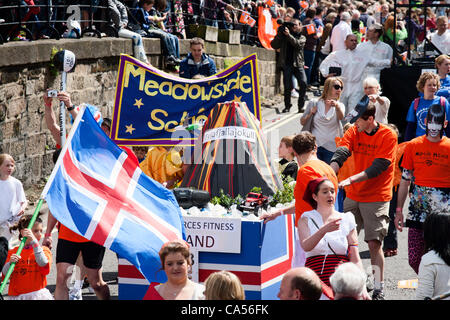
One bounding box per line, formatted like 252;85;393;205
406;96;450;137
437;75;450;101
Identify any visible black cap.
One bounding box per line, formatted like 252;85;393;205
344;95;370;124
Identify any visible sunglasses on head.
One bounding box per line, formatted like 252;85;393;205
333;84;343;90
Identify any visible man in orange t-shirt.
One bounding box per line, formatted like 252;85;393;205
330;98;397;300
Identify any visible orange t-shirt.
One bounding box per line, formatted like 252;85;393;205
401;135;450;188
58;225;89;243
392;141;408;188
338;124;397;202
294;159;338;226
5;246;52;296
335;136;355;182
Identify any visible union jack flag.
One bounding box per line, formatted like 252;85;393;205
42;106;185;284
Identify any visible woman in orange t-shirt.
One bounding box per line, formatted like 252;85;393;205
395;104;450;274
260;132;338;267
2;214;53;300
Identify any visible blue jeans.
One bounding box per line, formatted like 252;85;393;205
283;65;307;111
317;146;334;164
167;33;180;58
205;19;218;27
146;28;177;58
303;49;316;84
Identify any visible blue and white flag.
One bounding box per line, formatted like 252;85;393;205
42;106;185;283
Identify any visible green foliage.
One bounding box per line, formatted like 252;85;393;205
269;176;295;207
250;186;262;194
210;189;244;210
49;47;62;77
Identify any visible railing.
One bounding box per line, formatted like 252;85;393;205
0;1;265;46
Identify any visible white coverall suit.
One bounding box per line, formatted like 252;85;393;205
319;47;391;117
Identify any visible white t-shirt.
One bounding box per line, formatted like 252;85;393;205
308;99;344;152
429;30;450;56
372;96;391;124
0;176;26;225
330;21;352;52
302;209;356;258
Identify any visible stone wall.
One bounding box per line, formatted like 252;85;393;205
0;37;277;187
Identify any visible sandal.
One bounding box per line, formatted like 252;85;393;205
384;248;398;257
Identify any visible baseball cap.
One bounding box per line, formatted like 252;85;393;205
344;95;370;123
369;23;383;30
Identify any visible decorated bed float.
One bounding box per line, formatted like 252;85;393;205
118;101;297;300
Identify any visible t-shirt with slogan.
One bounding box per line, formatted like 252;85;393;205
405;96;450;138
294;159;338;226
337;124;397;202
5;246;52;296
401;135;450;188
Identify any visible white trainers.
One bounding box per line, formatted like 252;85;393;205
291;89;299;98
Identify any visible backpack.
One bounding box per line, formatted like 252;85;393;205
413;96;446;111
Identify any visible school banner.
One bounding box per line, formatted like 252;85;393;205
110;54;261;147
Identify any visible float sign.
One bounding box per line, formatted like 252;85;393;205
183;216;242;253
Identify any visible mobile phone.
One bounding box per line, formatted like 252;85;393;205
329;67;342;76
47;90;58;97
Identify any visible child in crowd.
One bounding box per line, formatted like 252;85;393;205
2;214;53;300
277;135;298;182
132;146;149;163
204;270;245;300
0;154;27;247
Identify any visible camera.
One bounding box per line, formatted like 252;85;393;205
276;19;295;33
47;90;58;98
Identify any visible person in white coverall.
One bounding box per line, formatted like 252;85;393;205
319;34;391;117
357;23;393;82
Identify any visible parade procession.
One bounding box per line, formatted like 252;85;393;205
0;0;449;310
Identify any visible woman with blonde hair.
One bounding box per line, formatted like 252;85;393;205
204;270;245;300
300;77;345;164
435;54;450;100
362;77;391;124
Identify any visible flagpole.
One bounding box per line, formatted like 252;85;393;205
0;199;44;295
41;105;86;198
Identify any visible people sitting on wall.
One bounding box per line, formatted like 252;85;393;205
131;0;181;70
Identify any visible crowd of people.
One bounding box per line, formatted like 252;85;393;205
0;0;449;302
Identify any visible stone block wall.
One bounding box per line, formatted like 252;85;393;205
0;37;277;188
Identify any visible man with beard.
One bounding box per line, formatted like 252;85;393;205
271;18;308;113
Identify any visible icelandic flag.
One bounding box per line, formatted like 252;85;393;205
42;106;185;283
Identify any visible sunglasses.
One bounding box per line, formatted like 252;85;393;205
333;84;343;90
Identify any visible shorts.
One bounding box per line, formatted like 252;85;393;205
344;198;390;243
56;239;105;269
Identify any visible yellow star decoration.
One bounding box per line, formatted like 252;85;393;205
133;98;144;109
125;124;135;134
233;95;242;102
